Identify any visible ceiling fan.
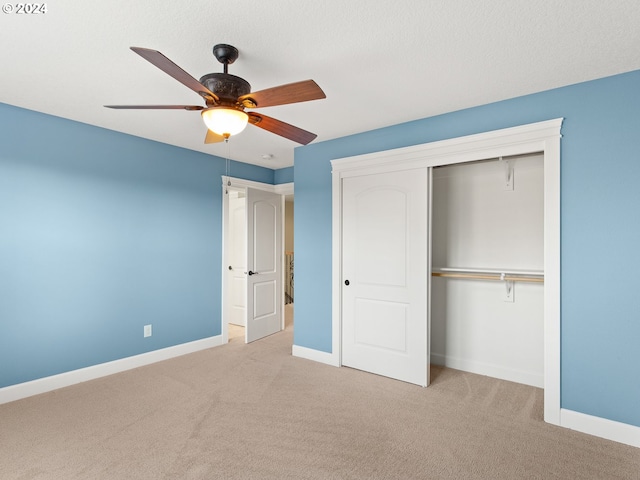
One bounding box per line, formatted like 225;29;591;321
105;44;326;145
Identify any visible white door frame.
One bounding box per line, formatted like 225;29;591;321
221;176;293;344
331;118;562;425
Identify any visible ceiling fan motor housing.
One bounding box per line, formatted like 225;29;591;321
199;73;251;106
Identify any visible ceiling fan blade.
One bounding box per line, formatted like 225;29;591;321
204;129;226;144
248;112;317;145
130;47;218;104
104;105;204;110
239;80;325;108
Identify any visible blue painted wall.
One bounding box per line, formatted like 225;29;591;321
294;70;640;428
274;166;294;185
3;68;640;430
0;103;273;387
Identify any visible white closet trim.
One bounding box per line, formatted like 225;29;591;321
331;118;562;425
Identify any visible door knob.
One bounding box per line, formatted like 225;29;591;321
228;266;233;270
344;279;350;286
248;270;258;276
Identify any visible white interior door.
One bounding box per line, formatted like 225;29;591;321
341;168;430;386
227;191;247;326
246;187;283;343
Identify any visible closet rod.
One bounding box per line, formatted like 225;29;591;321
431;272;544;283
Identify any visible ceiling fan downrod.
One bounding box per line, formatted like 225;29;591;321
199;44;251;105
212;44;239;74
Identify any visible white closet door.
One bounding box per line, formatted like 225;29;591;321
246;188;282;343
341;168;430;386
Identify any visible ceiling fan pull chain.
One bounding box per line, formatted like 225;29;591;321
224;138;231;194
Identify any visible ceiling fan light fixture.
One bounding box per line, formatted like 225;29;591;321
201;107;248;137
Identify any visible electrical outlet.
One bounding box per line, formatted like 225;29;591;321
144;324;152;338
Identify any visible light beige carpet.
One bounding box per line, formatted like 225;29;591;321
1;319;639;479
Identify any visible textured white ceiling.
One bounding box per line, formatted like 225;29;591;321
2;0;640;169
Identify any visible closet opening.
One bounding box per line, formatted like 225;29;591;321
330;118;562;424
431;153;544;388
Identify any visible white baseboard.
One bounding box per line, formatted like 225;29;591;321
0;335;223;405
292;344;339;367
431;352;543;388
561;408;640;448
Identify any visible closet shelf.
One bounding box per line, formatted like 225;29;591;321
432;267;544;283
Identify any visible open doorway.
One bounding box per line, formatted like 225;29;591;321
284;194;294;332
221;177;294;345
